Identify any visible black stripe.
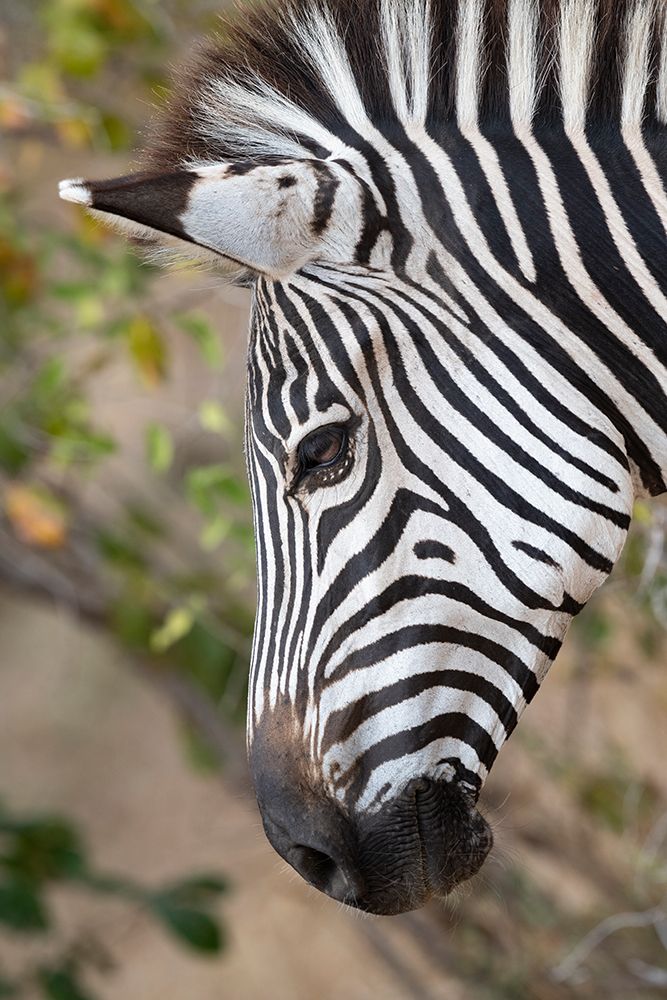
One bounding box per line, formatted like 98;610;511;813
323;623;540;702
313;278;619;573
345;712;500;803
309;162;340;236
321;668;520;755
512;540;560;568
314;574;562;682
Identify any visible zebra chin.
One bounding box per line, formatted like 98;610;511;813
346;777;493;915
251;736;492;914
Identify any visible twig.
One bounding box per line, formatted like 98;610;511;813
552;905;667;983
0;517;249;786
626;959;667;987
638;507;667;595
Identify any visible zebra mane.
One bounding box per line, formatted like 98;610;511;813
145;0;667;170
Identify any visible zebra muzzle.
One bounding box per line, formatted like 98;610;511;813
349;777;493;914
255;771;493;916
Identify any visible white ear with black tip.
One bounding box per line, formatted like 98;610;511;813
58;159;358;279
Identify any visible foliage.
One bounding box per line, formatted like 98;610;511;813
1;0;254;730
1;0;247;994
0;801;228;998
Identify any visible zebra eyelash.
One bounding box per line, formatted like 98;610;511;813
230;269;257;289
289;421;358;493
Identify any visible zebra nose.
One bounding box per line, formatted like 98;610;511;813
285;843;361;903
257;798;364;904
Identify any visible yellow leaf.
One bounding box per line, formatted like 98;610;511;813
198;401;230;436
633;499;652;525
150;606;195;653
0;95;31;131
126;315;168;387
5;485;68;549
0;239;38;306
55;117;92;149
75;207;109;246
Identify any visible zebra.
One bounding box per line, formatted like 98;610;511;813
59;0;667;915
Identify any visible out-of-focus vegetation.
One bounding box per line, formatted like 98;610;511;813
1;0;254;726
1;0;249;995
0;801;228;999
1;0;667;998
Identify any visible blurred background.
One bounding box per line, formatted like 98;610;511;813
1;1;666;997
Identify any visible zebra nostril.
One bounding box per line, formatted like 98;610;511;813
289;844;357;902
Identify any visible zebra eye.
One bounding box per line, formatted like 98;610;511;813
298;425;348;473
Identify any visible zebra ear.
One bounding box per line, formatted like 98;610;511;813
58;160;352;278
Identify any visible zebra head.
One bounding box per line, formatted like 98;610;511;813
60;0;667;915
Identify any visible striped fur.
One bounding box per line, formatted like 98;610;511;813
231;0;666;811
146;0;667;171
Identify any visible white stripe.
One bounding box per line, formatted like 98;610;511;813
457;129;538;282
622;0;656;129
292;6;373;134
413;131;667;481
381;0;432;125
326;686;510;778
559;0;597;134
508;0;541;128
564;129;667;330
657;2;667;123
455;0;485;129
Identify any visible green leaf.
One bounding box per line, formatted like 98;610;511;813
0;423;30;475
150;902;223;954
125;504;164;540
75;295;105;330
150;605;196;653
110;599;154;650
32;358;65;395
45;10;108;79
96;529;147;572
38;968;93;1000
0;975;18;997
0;880;49;932
186;465;248;518
50;429;116;468
51;282;95;305
158;874;229;906
199;515;230;552
99;113;131;151
145;423;173;474
176;313;222;369
1;817;86;882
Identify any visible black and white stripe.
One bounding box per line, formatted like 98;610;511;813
241;0;666;812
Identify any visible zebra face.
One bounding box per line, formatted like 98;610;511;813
59;0;663;911
245;260;634;913
58;159;635;914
